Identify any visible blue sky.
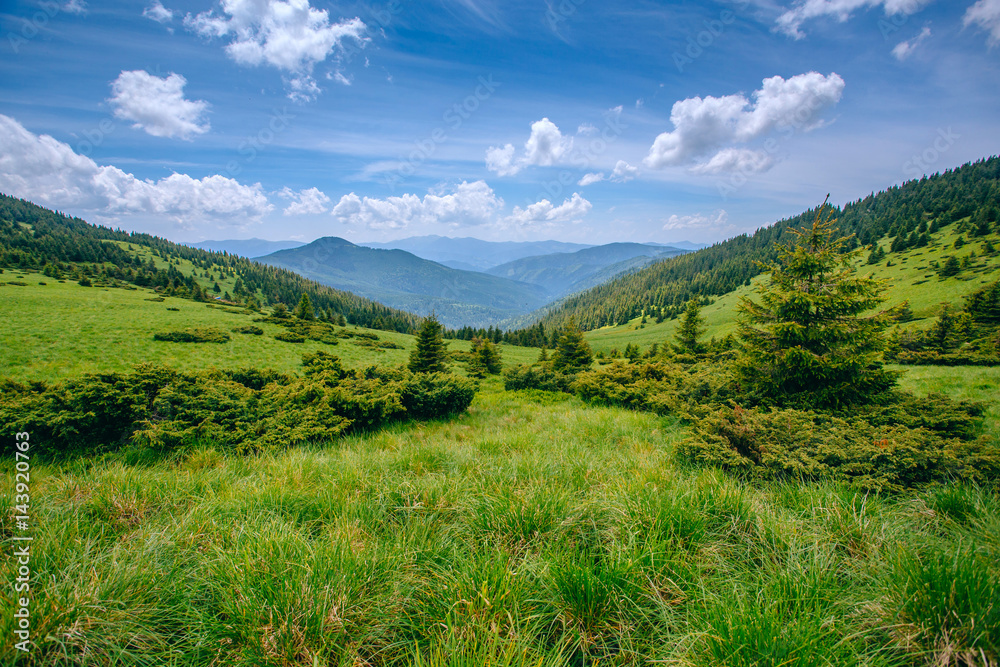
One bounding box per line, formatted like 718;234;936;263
1;0;998;245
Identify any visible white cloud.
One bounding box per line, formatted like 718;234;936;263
63;0;87;14
578;172;604;186
523;118;573;166
331;180;503;230
644;72;844;173
143;1;173;23
184;0;368;102
689;148;775;174
964;0;1000;47
663;209;729;231
892;25;931;59
280;186;330;215
776;0;931;39
504;193;592;228
109;71;210;140
577;123;598;135
485;117;574;176
610;160;639;182
0;114;272;228
485;143;517;176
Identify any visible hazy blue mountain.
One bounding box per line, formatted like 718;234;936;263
188;238;305;257
647;240;708;251
359;235;593;271
485;242;689;299
255;237;549;328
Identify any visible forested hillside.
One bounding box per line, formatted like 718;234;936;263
0;194;420;333
528;156;1000;332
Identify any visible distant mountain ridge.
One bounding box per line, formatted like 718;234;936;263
358;235;593;271
255;237;549;328
188;238;305;257
486;242;689;299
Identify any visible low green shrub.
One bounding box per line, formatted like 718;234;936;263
0;355;477;457
153;328;230;343
503;362;576;393
679;403;999;492
232;325;264;335
274;331;306;343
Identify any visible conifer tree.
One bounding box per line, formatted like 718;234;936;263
735;197;897;408
409;314;448;374
552;317;593;371
294;292;315;320
675;298;705;353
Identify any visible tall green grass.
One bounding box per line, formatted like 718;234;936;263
2;384;997;665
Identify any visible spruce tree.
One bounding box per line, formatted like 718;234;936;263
552;317;593;371
675;298;705;353
409;315;448;374
294;292;315;320
735;197;898;408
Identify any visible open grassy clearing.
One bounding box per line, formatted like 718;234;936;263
586;225;1000;354
0;273;537;382
2;380;998;665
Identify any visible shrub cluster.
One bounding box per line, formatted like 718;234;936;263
507;356;998;491
152;328;230;343
503;361;577;393
0;353;476;457
231;325;264;335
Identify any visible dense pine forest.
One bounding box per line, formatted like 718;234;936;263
525;156;1000;333
0;194;421;333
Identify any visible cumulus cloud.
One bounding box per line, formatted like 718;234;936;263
504;193;592;228
776;0;931;39
184;0;368;102
689;148;775;174
892;25;931;59
280;186;330;215
109;71;210;140
143;1;173;23
663;209;729;231
485;144;518;177
644;72;844;174
0;114;272;228
331;180;504;230
485;117;574;176
964;0;1000;46
610;160;639;182
579;160;640;185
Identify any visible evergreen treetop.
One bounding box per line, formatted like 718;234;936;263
409;314;448;374
735;196;898;408
552;317;593;371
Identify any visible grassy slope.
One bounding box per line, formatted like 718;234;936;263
585;224;1000;354
0;271;537;382
2;383;997;665
1;225;998;664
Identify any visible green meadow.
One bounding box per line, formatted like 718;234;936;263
585;225;1000;354
2;378;999;666
0;273;536;382
1;224;998;665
